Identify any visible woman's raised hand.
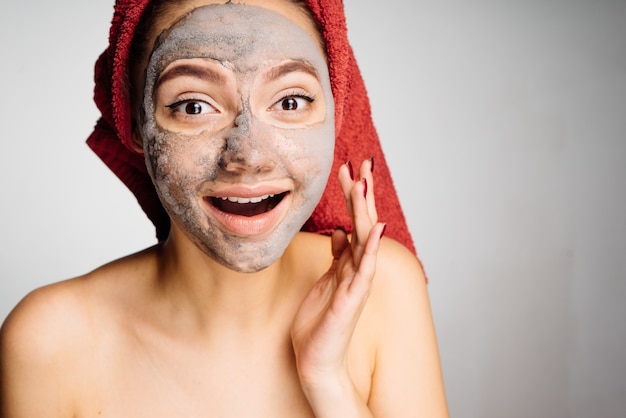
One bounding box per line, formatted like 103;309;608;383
291;158;385;415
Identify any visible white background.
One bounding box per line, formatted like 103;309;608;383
1;1;625;417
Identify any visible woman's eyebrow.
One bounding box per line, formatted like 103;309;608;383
156;64;225;87
264;61;319;82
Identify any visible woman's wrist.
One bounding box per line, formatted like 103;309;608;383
300;371;373;418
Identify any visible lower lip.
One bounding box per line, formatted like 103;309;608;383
202;194;290;236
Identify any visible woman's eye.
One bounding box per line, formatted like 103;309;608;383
272;95;314;112
166;100;217;115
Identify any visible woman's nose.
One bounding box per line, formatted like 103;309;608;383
219;112;276;175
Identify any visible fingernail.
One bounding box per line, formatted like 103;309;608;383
369;156;375;173
380;223;387;239
346;160;354;180
362;178;368;198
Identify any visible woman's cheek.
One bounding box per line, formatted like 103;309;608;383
297;124;335;183
144;133;201;214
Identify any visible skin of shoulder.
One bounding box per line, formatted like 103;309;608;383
0;249;155;417
0;278;91;416
364;236;449;417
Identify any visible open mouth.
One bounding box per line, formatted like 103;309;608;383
207;192;288;217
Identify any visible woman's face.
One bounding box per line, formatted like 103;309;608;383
139;2;335;273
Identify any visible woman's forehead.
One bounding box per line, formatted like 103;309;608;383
149;3;325;74
146;0;323;54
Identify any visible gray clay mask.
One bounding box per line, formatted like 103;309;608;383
140;4;335;273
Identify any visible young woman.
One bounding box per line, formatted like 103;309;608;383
0;0;448;416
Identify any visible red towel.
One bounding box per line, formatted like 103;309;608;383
87;0;421;263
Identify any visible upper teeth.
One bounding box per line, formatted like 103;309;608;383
220;194;275;204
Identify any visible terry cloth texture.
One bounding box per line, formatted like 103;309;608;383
87;0;422;267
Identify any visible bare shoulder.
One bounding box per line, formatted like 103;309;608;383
1;277;93;365
366;237;449;417
366;237;431;354
0;247;157;416
368;237;430;318
375;237;427;290
0;277;92;415
1;246;157;348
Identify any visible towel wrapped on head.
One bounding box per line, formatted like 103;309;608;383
87;0;422;268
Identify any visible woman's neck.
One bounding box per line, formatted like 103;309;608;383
149;226;302;335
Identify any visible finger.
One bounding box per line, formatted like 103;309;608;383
322;227;349;281
330;222;385;333
348;222;385;298
338;161;355;219
350;176;373;265
359;157;378;224
331;227;350;261
338;159;377;266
